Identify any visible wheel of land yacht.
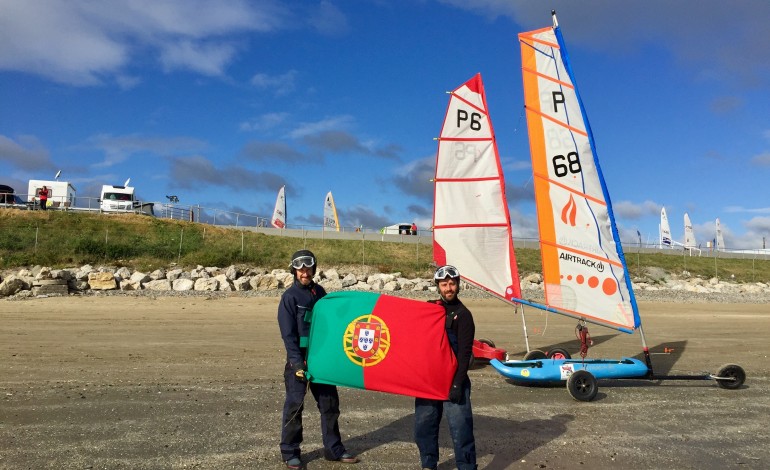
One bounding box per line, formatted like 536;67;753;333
547;348;571;360
567;370;598;402
523;350;547;361
714;363;746;390
478;338;495;348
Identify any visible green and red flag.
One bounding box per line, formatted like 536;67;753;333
305;291;457;400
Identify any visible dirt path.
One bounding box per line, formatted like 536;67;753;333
1;296;768;469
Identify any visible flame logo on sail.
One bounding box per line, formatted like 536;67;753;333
561;194;577;226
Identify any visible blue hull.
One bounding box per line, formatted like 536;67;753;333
490;357;649;382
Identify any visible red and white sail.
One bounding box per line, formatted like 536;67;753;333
519;18;640;332
432;73;521;303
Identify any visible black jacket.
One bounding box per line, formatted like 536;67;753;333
277;278;327;368
433;297;475;388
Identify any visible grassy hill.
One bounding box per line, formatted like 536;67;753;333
2;208;769;283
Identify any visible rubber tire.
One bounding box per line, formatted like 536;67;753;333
567;370;598;402
715;363;746;390
477;338;495;348
523;349;547;361
547;348;571;360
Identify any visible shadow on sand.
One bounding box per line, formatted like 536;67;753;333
302;413;573;469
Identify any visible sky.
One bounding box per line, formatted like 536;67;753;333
2;0;770;250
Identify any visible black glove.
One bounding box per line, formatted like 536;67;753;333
293;365;307;383
448;384;462;404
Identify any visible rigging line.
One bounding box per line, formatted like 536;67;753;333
450;92;487;115
521;66;574;90
524;105;587;137
435;176;499;183
532;171;605;206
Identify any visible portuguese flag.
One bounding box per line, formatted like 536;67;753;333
306;291;457;400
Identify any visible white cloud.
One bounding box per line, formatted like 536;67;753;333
239;112;291;132
0;0;290;85
0;135;55;171
85;133;208;168
287;115;355;139
250;70;298;96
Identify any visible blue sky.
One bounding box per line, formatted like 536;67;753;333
2;0;769;250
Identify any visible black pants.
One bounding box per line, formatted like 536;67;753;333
280;363;346;461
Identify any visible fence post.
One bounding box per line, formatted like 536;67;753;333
178;227;184;264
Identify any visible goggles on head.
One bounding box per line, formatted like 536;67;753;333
291;255;316;269
434;265;460;281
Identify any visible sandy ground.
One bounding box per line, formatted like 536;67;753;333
1;294;769;470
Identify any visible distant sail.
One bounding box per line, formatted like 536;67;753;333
432;73;522;303
271;185;286;229
518;19;640;332
660;207;672;248
716;218;725;250
683;213;696;249
323;191;340;231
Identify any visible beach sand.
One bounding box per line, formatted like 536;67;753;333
1;295;768;469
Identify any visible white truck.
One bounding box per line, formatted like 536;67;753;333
27;180;77;208
100;183;137;212
100;181;154;215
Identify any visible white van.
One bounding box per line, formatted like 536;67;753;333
100;184;136;212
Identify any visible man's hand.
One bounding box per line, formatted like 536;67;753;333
293;365;307;383
448;384;462;404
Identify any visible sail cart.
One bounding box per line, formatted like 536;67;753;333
431;11;745;401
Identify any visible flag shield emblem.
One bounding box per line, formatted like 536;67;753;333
353;321;381;359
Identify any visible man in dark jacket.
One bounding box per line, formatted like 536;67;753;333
414;265;477;470
277;249;358;469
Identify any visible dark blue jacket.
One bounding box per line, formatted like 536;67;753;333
277;278;327;368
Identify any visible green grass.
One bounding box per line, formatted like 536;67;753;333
1;208;769;282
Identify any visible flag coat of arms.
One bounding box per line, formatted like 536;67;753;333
305;291;457;400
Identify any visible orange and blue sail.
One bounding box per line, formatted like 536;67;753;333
519;15;641;332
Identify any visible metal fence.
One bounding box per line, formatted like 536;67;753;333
3;194;770;262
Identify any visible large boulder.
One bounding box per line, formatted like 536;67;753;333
88;272;117;290
0;275;29;296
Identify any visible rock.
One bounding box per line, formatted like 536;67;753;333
194;278;219;291
215;274;233;291
130;272;151;284
144;279;172;291
0;275;29;296
233;277;251;291
173;279;195;291
88;272;117;290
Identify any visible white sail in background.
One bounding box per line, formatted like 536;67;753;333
683;213;695;249
323;191;340;231
271;185;286;229
660;207;672;248
716;218;725;250
432;73;522;303
518;17;640;332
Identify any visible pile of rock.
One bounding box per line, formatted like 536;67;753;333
1;264;768;302
0;264;438;299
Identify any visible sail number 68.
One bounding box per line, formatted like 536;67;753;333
552;152;581;177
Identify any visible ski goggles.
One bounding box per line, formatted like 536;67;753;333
434;265;460;280
290;255;316;269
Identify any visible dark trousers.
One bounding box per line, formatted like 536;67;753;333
40;200;47;210
280;364;346;461
414;380;477;470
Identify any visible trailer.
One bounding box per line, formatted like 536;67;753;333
27;180;76;209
